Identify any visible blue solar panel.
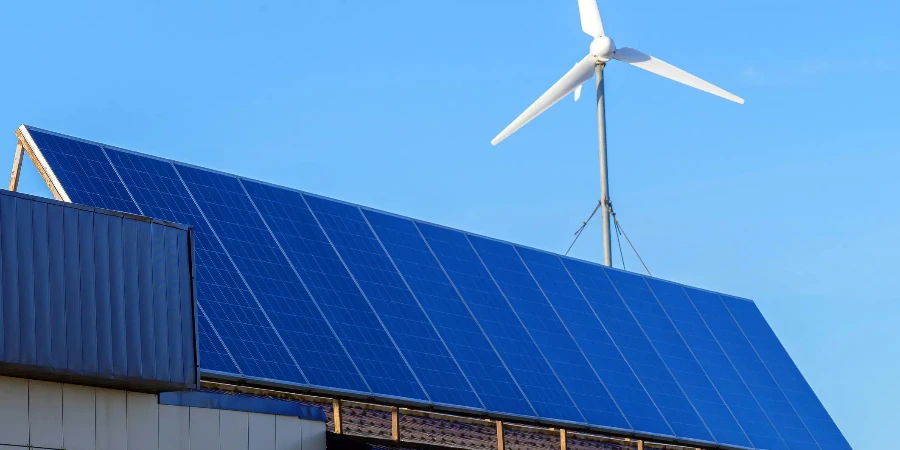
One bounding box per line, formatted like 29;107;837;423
174;166;391;394
515;247;674;437
24;125;851;449
605;270;748;447
301;195;481;408
416;222;584;424
645;278;787;450
196;306;241;374
684;288;819;450
103;150;304;383
239;181;424;400
467;235;630;430
362;210;536;418
721;296;852;450
27;129;140;215
562;259;713;443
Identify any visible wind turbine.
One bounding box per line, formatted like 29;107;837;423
491;0;743;267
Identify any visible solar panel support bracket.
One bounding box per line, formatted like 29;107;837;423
332;399;342;434
391;406;400;441
13;126;70;202
8;140;24;191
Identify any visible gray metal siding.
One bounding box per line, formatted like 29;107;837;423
0;189;197;391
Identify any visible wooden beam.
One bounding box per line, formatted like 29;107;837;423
560;428;567;450
9;141;24;191
496;420;504;450
14;129;66;201
637;439;643;450
391;406;400;441
332;399;342;434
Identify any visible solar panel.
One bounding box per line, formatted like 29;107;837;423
467;235;631;430
645;278;786;450
19;125;852;450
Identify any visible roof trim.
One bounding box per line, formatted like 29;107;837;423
159;390;328;422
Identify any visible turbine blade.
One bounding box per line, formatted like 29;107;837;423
574;84;583;102
577;0;605;37
612;47;744;104
492;55;596;146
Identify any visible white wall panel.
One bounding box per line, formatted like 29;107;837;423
190;407;221;450
127;392;159;450
275;416;303;450
28;380;63;449
249;412;276;450
0;377;29;446
0;377;327;450
159;404;190;450
301;420;326;450
220;409;250;450
63;384;96;450
95;388;127;450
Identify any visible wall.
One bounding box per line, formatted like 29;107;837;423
0;376;325;450
0;189;197;391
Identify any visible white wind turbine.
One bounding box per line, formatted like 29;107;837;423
491;0;743;267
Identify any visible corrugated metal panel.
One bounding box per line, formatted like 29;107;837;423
0;189;197;391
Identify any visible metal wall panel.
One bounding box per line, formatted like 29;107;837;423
63;206;83;374
0;376;28;446
95;388;127;450
127;391;160;450
16;199;36;368
190;407;221;450
301;419;326;450
159;404;191;450
28;380;63;449
63;384;96;450
275;415;304;450
221;410;251;450
47;203;67;370
32;201;51;368
249;413;276;450
1;195;19;362
0;189;197;391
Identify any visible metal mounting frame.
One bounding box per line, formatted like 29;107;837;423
11;125;71;202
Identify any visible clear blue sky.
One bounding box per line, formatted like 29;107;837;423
3;1;896;447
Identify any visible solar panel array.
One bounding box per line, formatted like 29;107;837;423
21;126;851;450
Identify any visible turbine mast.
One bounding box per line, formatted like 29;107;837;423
595;63;612;267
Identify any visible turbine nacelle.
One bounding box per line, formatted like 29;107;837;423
589;36;615;62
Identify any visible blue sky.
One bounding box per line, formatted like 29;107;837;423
3;0;896;447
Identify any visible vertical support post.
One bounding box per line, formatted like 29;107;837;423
391;406;400;441
9;141;24;191
595;63;612;267
332;399;342;434
496;420;504;450
560;429;567;450
636;439;643;450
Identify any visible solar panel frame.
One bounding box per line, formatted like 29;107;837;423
720;296;852;450
466;234;633;431
303;196;485;409
16;125;852;450
683;287;820;450
604;269;751;447
643;277;783;450
416;221;587;426
361;208;539;419
515;246;675;438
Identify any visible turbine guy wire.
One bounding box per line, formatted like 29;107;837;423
566;199;652;276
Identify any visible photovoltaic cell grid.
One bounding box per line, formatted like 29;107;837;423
22;126;852;450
